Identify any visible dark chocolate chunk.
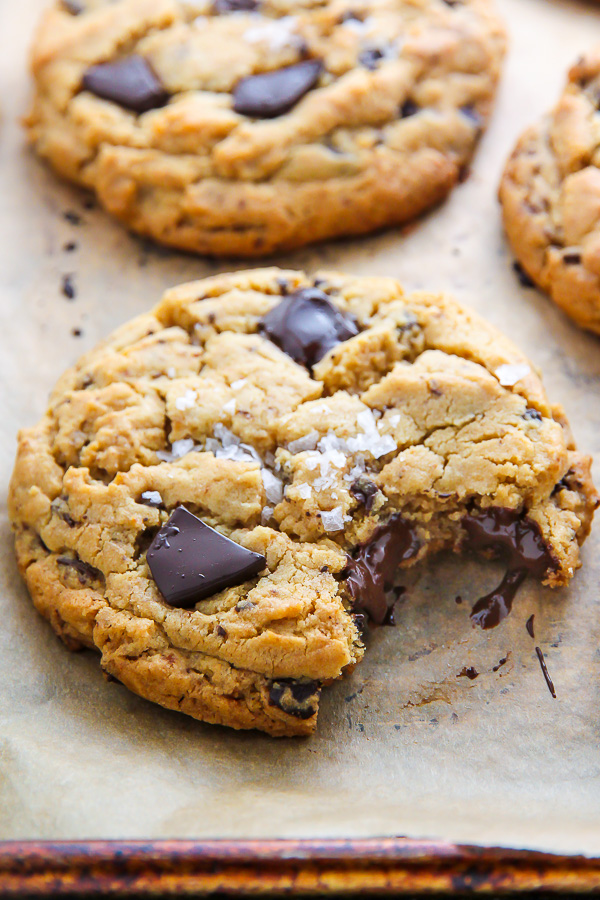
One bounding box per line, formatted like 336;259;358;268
458;666;479;680
526;613;535;638
563;251;582;265
57;555;103;584
213;0;258;10
513;261;535;288
359;47;385;70
344;514;420;626
233;60;322;119
146;506;265;608
269;679;320;719
258;287;358;368
82;56;170;113
523;408;542;421
349;478;379;513
62;274;76;300
535;646;556;698
463;508;557;629
400;99;419;118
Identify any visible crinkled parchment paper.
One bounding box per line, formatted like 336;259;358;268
1;0;600;853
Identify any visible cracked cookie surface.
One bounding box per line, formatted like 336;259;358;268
9;268;597;735
27;0;505;256
500;48;600;334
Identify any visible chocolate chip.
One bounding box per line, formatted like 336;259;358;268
400;100;419;118
513;261;535;288
344;514;421;626
82;56;170;113
359;48;385;70
349;478;379;513
57;555;103;584
61;274;76;300
233;60;323;118
213;0;258;10
216;624;228;638
269;679;320;719
523;408;542;421
147;507;265;608
563;251;581;265
258;288;358;368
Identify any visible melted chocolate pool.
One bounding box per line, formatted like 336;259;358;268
463;509;557;629
344;514;420;626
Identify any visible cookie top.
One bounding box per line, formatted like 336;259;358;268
9;269;597;736
27;0;505;256
500;48;600;334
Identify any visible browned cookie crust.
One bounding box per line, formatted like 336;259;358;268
9;269;597;735
27;0;505;256
500;49;600;334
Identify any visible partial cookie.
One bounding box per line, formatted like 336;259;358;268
500;48;600;334
9;269;597;736
27;0;505;256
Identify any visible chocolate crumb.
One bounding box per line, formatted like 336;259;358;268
63;210;81;226
71;327;83;338
492;656;508;672
216;624;228;638
62;274;76;300
458;666;479;680
63;241;78;252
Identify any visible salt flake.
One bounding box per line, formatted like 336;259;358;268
175;389;197;411
222;398;237;415
297;483;312;500
495;363;531;387
321;507;346;532
261;469;283;504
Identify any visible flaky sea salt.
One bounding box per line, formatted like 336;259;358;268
388;414;401;427
321;507;347;532
296;482;312;500
262;470;284;504
340;15;374;34
166;367;176;379
288;430;320;454
495;363;531;387
243;15;301;52
261;506;274;526
209;424;261;463
222;398;237;415
175;389;197;411
141;490;163;506
157;438;197;462
231;378;247;391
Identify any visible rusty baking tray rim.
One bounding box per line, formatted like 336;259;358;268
2;838;600;894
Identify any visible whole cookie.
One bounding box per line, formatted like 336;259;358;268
500;49;600;335
9;269;597;736
27;0;505;256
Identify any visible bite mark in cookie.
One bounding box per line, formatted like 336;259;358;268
8;269;597;736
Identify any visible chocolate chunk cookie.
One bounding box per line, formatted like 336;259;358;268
9;269;597;735
26;0;505;256
500;48;600;334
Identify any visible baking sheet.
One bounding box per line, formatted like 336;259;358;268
2;0;600;853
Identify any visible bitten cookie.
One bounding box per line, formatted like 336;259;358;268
500;48;600;334
26;0;505;256
9;269;597;736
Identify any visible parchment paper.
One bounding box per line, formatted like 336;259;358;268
2;0;600;853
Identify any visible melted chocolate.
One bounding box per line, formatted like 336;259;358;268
344;514;420;626
233;60;323;118
463;509;557;630
526;614;535;639
349;478;379;513
82;56;170;113
458;666;479;680
269;679;320;719
535;646;557;699
147;507;265;608
213;0;258;10
258;288;358;368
